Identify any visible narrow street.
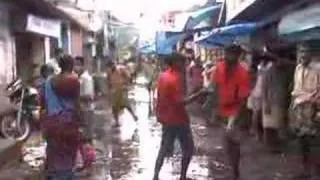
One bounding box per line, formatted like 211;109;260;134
0;77;307;180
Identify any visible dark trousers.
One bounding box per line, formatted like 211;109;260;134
154;124;195;179
159;124;194;156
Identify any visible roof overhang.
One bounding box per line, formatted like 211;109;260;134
6;0;86;29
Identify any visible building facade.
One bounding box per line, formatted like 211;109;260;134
0;2;17;88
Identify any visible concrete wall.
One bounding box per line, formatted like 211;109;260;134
0;2;16;88
70;24;83;56
15;33;45;82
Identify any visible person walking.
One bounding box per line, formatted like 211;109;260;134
261;54;289;152
247;57;270;141
211;44;250;180
74;56;95;143
142;58;159;116
153;53;204;180
107;61;138;127
290;42;320;179
40;55;81;180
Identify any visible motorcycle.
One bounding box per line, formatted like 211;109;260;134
0;78;40;141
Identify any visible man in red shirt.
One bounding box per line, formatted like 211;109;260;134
211;44;250;180
153;53;203;180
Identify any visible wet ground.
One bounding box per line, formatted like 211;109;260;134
0;76;309;180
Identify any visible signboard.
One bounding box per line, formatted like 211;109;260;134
160;11;185;32
226;0;256;22
26;14;61;38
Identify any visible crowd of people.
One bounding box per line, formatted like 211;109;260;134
152;43;320;180
35;41;320;180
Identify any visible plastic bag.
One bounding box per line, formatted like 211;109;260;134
78;143;96;171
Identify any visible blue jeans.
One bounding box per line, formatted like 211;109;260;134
45;170;76;180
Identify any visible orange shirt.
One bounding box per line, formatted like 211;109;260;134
156;68;189;125
212;61;250;117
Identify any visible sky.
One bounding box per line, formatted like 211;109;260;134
77;0;218;42
95;0;208;23
95;0;210;41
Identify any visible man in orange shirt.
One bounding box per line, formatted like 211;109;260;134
153;53;203;180
211;44;250;180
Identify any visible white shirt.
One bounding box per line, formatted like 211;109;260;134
79;70;94;99
48;58;61;74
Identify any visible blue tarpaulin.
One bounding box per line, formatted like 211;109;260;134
155;31;184;55
195;23;258;47
139;43;156;54
153;4;221;54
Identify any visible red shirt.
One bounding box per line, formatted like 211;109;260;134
212;61;250;117
156;68;189;125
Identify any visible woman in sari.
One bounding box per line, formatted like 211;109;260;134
40;55;81;180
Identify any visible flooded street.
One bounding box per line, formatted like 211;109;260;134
76;76;305;180
0;77;308;180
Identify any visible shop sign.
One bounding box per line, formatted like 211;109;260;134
226;0;257;22
26;14;61;38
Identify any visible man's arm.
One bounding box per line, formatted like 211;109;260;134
183;89;207;104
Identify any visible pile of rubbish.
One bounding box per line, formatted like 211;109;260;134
22;142;46;169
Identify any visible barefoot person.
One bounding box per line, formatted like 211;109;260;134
107;61;138;126
291;42;320;179
143;58;159;116
153;53;203;180
211;44;250;180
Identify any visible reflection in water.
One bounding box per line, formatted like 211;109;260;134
108;79;218;180
83;77;227;180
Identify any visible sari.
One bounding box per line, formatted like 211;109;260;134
41;75;80;179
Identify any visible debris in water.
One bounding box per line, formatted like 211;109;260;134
22;142;46;169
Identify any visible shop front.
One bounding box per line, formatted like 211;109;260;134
12;13;61;82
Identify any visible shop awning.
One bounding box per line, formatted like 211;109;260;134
195;23;258;47
184;4;221;31
224;0;303;24
280;28;320;42
139;42;156;54
164;4;222;33
155;31;184;55
278;4;320;35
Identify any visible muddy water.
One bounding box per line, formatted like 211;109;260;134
81;76;305;180
84;77;226;180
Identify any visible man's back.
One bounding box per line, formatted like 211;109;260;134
212;61;250;117
156;68;189;125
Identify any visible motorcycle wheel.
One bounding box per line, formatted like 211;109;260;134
0;114;31;141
